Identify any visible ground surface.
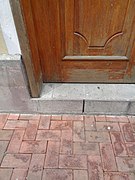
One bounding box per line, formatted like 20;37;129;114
0;114;135;180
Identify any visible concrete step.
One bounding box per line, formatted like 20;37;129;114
32;83;135;115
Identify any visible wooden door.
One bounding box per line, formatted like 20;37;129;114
21;0;135;82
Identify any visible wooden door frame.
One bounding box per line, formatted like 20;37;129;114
10;0;43;98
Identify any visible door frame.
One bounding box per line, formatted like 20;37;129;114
10;0;43;98
10;0;135;97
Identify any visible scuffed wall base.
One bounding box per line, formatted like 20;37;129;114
0;55;135;115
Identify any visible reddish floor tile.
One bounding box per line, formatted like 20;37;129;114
43;169;72;180
4;120;28;129
0;113;135;179
60;130;72;154
62;115;83;121
126;143;135;156
59;155;87;169
131;123;135;133
73;142;100;156
74;170;88;180
0;114;8;129
119;123;135;142
38;115;50;129
86;131;110;142
110;132;128;156
73;121;85;142
27;154;45;180
7;130;25;153
51;115;62;120
127;116;135;123
23;120;39;140
8;113;19;120
50;121;72;130
0;130;13;140
104;172;131;180
1;154;31;168
0;141;9;163
88;156;103;180
95;115;106;122
96;122;120;131
100;143;117;171
44;141;60;168
36;130;61;141
11;169;28;180
84;115;96;131
19;114;40;120
106;116;129;122
116;157;135;171
20;141;47;154
0;168;13;180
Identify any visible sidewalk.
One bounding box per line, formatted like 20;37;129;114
0;113;135;180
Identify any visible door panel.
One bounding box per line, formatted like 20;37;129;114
21;0;135;82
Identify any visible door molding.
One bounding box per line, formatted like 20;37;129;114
10;0;42;97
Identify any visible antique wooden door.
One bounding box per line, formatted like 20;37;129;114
21;0;135;82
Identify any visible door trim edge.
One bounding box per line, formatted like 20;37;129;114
9;0;43;98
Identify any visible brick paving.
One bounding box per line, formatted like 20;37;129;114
0;114;135;179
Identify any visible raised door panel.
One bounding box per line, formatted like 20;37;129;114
62;0;134;60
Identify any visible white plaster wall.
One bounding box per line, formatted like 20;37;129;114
0;0;21;54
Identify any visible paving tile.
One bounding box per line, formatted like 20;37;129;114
0;168;13;180
43;169;72;180
100;143;117;171
126;143;135;156
60;130;72;154
96;122;120;131
116;157;135;171
27;154;45;180
7;130;25;153
0;114;8;129
20;141;47;154
1;113;135;179
104;172;132;180
128;116;135;123
119;123;135;142
50;121;72;130
8;113;19;120
0;141;9;163
51;115;62;120
36;130;61;141
19;114;40;120
130;123;135;132
88;156;103;180
73;142;100;156
84;115;96;131
59;155;87;169
38;115;50;129
4;120;28;129
1;154;31;168
95;115;106;122
44;141;60;168
62;115;83;121
106;116;129;122
86;131;110;142
73;121;85;142
23;120;39;140
74;170;88;180
11;169;28;180
0;130;13;140
110;132;128;156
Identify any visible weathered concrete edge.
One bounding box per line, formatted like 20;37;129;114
84;100;135;115
0;55;135;115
